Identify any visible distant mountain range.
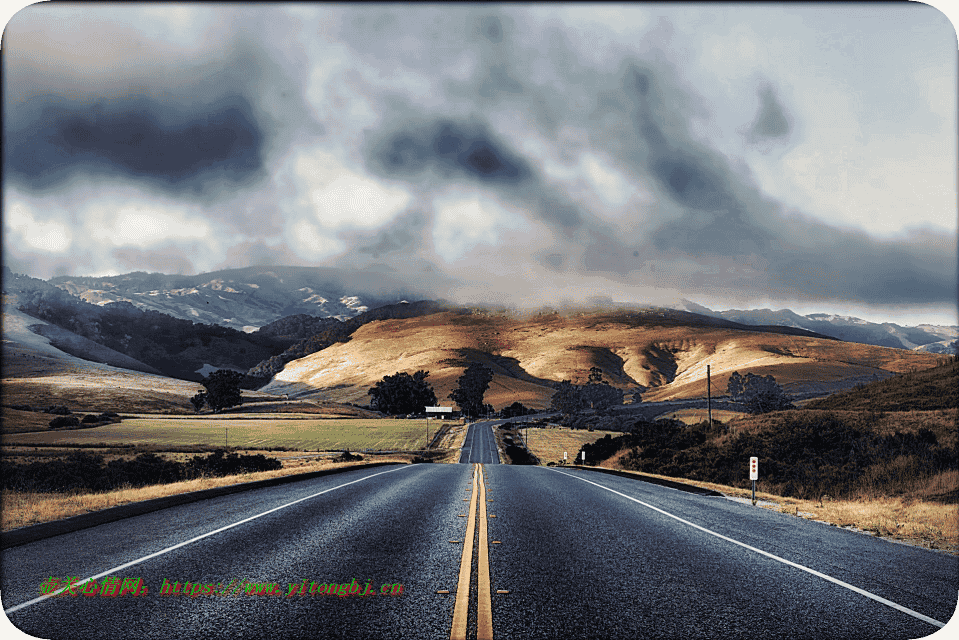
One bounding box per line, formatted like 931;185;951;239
4;265;955;356
43;265;421;331
671;300;957;354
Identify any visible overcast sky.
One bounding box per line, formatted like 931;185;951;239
3;3;957;325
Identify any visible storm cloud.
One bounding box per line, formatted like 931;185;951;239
2;4;956;324
6;93;265;193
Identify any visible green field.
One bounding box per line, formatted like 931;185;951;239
4;418;433;451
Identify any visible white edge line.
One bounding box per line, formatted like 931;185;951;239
550;468;946;629
4;465;412;615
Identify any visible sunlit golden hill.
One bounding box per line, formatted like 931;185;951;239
262;310;946;409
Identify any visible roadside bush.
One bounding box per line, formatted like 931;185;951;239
575;411;956;501
44;405;71;415
504;443;537;465
81;414;101;424
332;450;363;463
48;416;80;428
2;450;283;493
189;450;283;475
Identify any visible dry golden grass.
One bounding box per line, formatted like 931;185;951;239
3;417;438;451
522;427;624;465
434;422;469;453
261;310;942;407
1;454;414;532
1;407;58;434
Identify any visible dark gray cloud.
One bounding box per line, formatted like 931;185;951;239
365;118;532;186
5;93;265;194
747;85;791;142
2;4;954;323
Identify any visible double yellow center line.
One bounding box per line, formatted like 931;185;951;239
450;463;493;640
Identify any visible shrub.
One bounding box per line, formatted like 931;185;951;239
586;411;957;500
332;450;363;463
49;416;80;428
504;443;537;465
81;414;101;424
44;405;71;415
1;450;283;493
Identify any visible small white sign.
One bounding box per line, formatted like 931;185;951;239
564;451;568;460
749;456;759;481
426;406;453;413
581;451;586;462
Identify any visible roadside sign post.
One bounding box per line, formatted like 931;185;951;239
564;451;567;464
582;451;586;464
706;364;712;426
749;457;759;505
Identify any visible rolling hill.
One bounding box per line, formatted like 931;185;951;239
261;309;947;409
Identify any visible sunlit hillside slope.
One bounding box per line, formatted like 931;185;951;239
263;310;945;409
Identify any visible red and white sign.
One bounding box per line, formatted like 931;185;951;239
749;456;759;481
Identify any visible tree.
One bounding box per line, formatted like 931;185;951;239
201;370;244;413
581;381;624;411
580;367;624;411
190;391;207;413
449;363;493;417
550;380;587;415
501;401;533;418
368;370;437;415
727;371;794;414
628;387;646;405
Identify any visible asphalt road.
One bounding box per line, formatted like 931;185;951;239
458;421;501;464
2;426;956;639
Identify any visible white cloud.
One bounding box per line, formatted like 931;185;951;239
87;206;211;247
580;153;639;209
287;219;345;261
432;192;529;263
289;148;411;231
6;203;72;253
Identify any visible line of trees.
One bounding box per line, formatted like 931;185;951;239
366;363;496;418
367;370;437;415
550;367;625;415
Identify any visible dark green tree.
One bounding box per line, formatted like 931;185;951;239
368;370;437;415
727;371;794;414
201;370;244;413
449;363;493;417
190;391;207;413
501;401;533;418
550;380;587;415
581;367;624;411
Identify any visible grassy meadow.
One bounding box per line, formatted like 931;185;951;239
3;417;433;451
520;427;624;464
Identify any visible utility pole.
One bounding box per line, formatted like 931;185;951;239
707;364;712;426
